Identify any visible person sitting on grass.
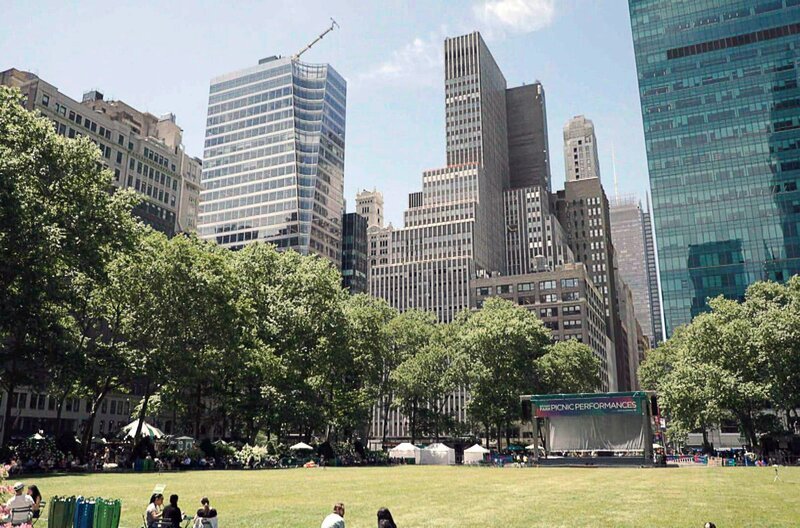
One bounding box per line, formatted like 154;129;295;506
377;507;397;528
321;502;345;528
162;494;183;528
146;493;164;528
193;497;218;527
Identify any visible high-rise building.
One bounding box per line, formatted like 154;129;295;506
504;186;573;275
470;263;611;391
609;195;663;347
198;55;346;266
370;31;510;322
0;68;201;236
506;82;551;191
642;196;664;344
341;212;368;294
563;115;601;183
355;189;384;228
629;0;800;335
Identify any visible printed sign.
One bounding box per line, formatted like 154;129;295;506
534;395;640;417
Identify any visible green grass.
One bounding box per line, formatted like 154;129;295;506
27;466;800;527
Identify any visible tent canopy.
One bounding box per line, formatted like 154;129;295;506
121;419;165;439
388;443;421;463
420;443;456;465
464;444;489;454
289;442;314;451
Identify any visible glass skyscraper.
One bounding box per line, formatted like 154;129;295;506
198;56;346;266
630;0;800;335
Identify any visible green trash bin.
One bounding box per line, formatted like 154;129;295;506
48;496;76;528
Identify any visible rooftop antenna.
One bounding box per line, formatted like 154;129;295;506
293;18;339;61
611;141;619;199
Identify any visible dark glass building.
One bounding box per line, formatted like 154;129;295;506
629;0;800;335
341;212;368;294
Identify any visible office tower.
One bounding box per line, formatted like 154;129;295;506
563;115;601;182
610;195;662;347
629;0;800;335
555;174;627;389
370;31;510;322
642;196;664;344
198;55;346;266
506;82;551;191
471;263;611;390
0;69;201;236
341;212;368;294
355;189;384;228
504;186;573;275
615;274;641;391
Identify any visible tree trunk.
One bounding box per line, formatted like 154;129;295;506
54;390;68;435
134;382;152;440
702;428;711;453
410;402;417;445
1;378;16;447
81;379;111;461
194;385;202;439
381;393;392;446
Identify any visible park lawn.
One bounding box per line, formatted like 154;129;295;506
28;466;799;528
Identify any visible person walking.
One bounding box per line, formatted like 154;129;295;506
321;502;345;528
377;507;397;528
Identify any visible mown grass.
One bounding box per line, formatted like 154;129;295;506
28;465;800;527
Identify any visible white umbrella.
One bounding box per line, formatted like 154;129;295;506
653;443;664;449
121;419;165;440
29;432;45;441
92;436;108;444
289;442;314;451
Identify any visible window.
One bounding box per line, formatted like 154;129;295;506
65;397;72;412
101;400;107;413
563;291;580;301
563;305;581;315
41;94;50;107
564;319;582;329
114;168;120;181
110;401;117;414
118;134;125;145
518;282;533;292
539;280;556;290
76;115;82;125
48;397;56;411
561;278;578;288
543;321;559;330
476;286;491;296
540;293;557;303
540;307;558;318
497;284;513;294
116;151;123;164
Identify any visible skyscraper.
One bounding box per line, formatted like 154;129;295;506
629;0;800;335
198;55;346;266
506;82;551;191
642;197;664;344
563;115;601;183
370;31;509;322
355;188;384;228
341;212;368;294
609;195;663;347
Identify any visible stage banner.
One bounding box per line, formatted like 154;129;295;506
534;394;641;418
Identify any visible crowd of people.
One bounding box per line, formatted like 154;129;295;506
145;494;218;528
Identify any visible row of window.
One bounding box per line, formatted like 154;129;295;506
8;392;130;416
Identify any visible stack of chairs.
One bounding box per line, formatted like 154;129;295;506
46;496;121;528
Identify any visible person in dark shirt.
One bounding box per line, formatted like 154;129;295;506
196;497;217;519
161;494;183;527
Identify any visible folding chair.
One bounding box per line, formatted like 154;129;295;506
8;506;33;526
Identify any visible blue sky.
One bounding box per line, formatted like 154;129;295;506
1;0;647;225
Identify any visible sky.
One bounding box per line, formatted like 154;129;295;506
0;0;648;226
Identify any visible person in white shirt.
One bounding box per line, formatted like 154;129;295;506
320;502;345;528
5;482;35;523
145;493;164;528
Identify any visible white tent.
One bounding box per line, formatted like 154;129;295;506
121;419;165;440
289;442;314;451
463;443;490;465
388;443;421;464
419;443;456;465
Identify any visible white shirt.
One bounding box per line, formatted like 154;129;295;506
321;512;345;528
146;502;161;523
5;494;34;521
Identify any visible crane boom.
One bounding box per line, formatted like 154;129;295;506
292;18;339;61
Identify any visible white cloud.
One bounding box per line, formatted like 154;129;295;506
358;30;446;85
473;0;555;36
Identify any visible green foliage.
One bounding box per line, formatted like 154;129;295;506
537;339;601;394
640;277;800;448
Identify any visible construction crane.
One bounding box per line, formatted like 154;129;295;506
292;18;339;61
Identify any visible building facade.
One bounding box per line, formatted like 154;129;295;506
642;197;665;344
506;82;551;191
355;188;384;229
198;56;346;267
563;115;601;183
0;68;201;236
470;264;611;391
341;212;368;294
629;0;800;335
609;195;663;347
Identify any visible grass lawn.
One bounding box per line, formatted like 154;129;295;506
26;466;800;527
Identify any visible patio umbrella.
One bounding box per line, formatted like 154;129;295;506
120;419;165;440
289;442;314;451
29;432;45;441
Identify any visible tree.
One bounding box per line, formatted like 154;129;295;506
457;298;551;448
0;87;138;444
536;339;601;394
